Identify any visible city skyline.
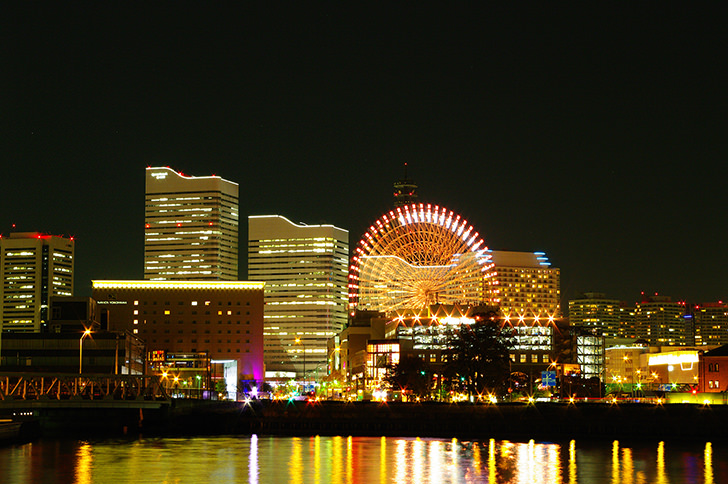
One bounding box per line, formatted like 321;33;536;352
2;6;726;307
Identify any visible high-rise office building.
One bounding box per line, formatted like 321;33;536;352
145;167;239;281
0;232;74;332
248;215;349;379
489;250;561;366
568;292;621;338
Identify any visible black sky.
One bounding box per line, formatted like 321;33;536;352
2;5;727;310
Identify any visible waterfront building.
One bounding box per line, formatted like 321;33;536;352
699;344;728;393
0;232;74;333
692;302;728;346
575;332;605;381
92;280;264;396
49;297;99;333
144;167;239;281
568;293;621;338
635;294;690;346
489;250;560;368
327;310;386;393
0;330;145;374
248;215;349;380
604;344;650;393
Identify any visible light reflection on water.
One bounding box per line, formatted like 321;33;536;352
0;435;726;483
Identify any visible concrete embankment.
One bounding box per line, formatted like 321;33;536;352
158;400;728;442
6;399;728;442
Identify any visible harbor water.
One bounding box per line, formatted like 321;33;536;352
1;435;727;483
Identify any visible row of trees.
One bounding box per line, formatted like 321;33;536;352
384;309;516;400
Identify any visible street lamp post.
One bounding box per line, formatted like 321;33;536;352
79;329;92;374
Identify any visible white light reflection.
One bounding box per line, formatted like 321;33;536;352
429;440;443;483
248;434;258;484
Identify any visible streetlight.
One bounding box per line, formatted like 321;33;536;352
79;329;92;374
295;338;306;394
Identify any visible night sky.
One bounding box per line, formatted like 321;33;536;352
2;6;727;310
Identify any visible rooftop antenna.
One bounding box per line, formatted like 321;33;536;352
393;163;418;208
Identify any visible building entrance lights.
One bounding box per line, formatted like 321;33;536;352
79;329;92;374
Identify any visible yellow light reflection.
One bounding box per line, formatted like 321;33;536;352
472;441;482;478
380;436;387;484
569;440;576;484
289;437;303;484
489;439;497;484
75;442;92;484
346;436;353;484
249;434;258;484
314;435;320;484
705;442;714;484
656;441;667;484
612;440;620;484
332;436;343;484
622;447;634;484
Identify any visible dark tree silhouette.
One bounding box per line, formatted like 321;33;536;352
384;355;433;400
445;309;515;398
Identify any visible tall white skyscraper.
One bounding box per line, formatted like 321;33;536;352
0;232;74;332
145;167;239;280
248;215;349;379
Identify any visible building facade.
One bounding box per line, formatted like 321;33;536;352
248;215;349;380
692;302;728;346
91;280;264;393
0;232;74;332
489;250;561;368
635;295;690;346
144;167;239;281
568;293;621;338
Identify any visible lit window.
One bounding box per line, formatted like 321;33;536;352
520;354;526;363
192;301;198;306
134;300;139;306
164;310;170;315
133;329;138;334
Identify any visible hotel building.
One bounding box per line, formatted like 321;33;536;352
0;232;74;332
489;250;561;367
92;280;264;392
248;215;349;379
144;167;239;281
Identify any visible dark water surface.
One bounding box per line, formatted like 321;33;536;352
1;435;727;483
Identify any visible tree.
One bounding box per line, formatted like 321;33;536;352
384;355;433;400
445;309;515;398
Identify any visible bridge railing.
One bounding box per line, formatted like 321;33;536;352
0;373;169;401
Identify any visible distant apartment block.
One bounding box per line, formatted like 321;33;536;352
568;292;621;338
635;294;690;346
0;232;74;332
144;167;239;281
248;215;349;379
692;302;728;346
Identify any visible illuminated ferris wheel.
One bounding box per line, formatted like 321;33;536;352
349;203;495;314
